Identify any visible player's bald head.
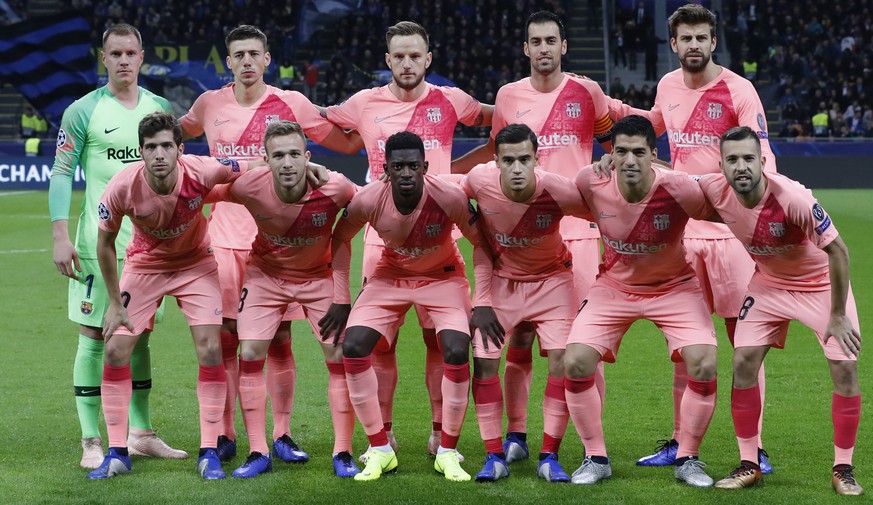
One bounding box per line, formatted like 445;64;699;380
102;23;142;49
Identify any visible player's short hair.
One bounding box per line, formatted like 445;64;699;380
225;24;268;51
386;21;429;50
102;23;142;48
720;126;761;153
495;123;539;154
385;131;425;160
613;115;657;150
668;3;717;39
264;120;307;153
138;112;182;147
526;11;566;41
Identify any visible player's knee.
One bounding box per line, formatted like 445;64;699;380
473;358;499;379
442;344;470;365
732;348;762;384
563;348;597;378
830;360;860;396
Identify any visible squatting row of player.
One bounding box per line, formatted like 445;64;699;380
48;4;863;495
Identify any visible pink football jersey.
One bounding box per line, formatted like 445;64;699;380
180;83;335;249
575;166;712;292
325;83;482;181
332;174;487;300
492;74;613;240
698;172;839;291
461;161;591;280
211;168;357;282
98;155;246;273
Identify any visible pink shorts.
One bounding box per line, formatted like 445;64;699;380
684;237;755;318
568;277;717;363
236;264;338;343
473;271;577;359
214;246;304;322
566;238;600;300
346;275;472;345
117;261;223;336
734;280;860;361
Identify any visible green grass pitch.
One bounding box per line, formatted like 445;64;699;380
1;188;870;504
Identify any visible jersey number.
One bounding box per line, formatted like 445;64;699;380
120;291;131;309
238;288;249;313
84;274;94;299
576;299;589;316
738;296;755;321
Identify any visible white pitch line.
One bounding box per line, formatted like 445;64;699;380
0;248;48;254
0;191;35;197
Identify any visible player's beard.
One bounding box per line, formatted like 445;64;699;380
393;71;425;91
680;51;710;73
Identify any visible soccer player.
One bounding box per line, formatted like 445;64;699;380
203;121;359;478
608;4;776;471
321;20;491;459
699;127;863;496
463;123;593;483
452;11;614;462
331;131;492;482
89;112;251;479
49;23;185;469
565;116;717;487
180;24;362;463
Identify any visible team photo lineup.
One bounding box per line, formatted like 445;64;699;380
44;1;865;496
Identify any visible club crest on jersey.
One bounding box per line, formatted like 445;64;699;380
312;211;328;227
535;214;553;228
80;301;93;315
768;222;785;237
97;202;111;221
707;102;723;119
653;214;670;231
425;223;442;237
426;107;442;123
188;195;203;210
265;114;280;125
566;102;582;119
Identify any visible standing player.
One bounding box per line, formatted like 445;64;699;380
331;131;492;482
463;124;593;483
699;127;862;495
89;112;250;480
321;20;491;458
49;23;186;469
609;4;776;471
204;121;360;478
565;116;717;487
453;10;614;463
180;24;362;464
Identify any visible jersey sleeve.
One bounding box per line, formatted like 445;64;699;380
330;190;371;304
49;101;90;221
544;172;593;220
179;94;206;137
489;88;510;141
445;87;483;126
788;187;839;249
674;173;713;220
324;90;367;130
580;78;614;143
281;91;334;143
731;79;777;173
97;178;126;233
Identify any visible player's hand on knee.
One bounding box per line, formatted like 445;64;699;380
592;153;616;180
53;239;81;280
826;314;862;358
471;306;505;351
103;305;133;338
319;303;351;346
305;161;330;187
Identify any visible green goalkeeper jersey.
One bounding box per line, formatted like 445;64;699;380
49;86;171;259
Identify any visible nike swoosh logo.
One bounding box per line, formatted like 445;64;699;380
80;388;100;395
516;109;531;118
482;210;499;215
104;127;120;134
598;211;617;219
134;213;153;220
254;215;272;221
723;220;736;224
213;119;230;126
374;116;394;123
668;104;680;111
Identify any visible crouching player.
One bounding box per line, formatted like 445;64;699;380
205;120;360;478
90;112;253;479
703;127;863;496
565;116;718;487
331;131;493;481
464;124;592;483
